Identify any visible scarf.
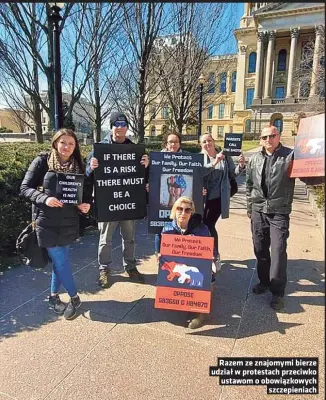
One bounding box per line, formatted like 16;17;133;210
47;150;80;174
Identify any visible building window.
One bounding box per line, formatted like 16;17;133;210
207;126;212;134
218;103;225;119
217;126;224;137
208;72;215;94
246;88;254;109
150;126;156;136
161;106;169;119
245;119;252;133
219;72;227;93
150;105;156;118
230;103;234;118
229;126;233;133
248;52;257;73
231;71;236;92
43;126;46;132
207;104;213;119
277;49;287;71
274;118;283;133
43;117;46;123
301;41;313;69
275;86;285;99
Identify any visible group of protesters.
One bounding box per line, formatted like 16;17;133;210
20;110;298;326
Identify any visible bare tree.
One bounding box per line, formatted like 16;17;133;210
72;3;122;142
106;3;171;143
152;3;237;135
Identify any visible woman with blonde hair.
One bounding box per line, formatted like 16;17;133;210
155;196;216;329
20;129;91;320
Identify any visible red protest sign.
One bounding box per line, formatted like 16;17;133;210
290;113;325;178
155;234;214;313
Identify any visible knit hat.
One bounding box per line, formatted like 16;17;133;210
110;112;129;128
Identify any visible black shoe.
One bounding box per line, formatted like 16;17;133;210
126;267;145;283
98;270;110;288
49;294;66;314
252;283;270;295
64;295;81;320
270;295;284;311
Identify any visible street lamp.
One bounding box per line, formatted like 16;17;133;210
49;2;65;131
254;109;258;139
258;108;262;134
197;74;205;143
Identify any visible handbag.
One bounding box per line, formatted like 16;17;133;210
225;157;238;197
16;222;51;269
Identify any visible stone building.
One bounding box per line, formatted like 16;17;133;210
144;3;325;141
0;108;25;132
233;2;325;142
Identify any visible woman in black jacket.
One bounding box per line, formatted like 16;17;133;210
20;129;91;320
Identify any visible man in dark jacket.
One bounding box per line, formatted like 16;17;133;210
86;112;149;288
246;125;295;311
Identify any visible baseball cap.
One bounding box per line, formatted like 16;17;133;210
110;112;129;128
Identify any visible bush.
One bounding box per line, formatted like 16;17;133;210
312;184;325;211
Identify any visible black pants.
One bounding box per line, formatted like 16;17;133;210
251;211;290;297
203;197;221;254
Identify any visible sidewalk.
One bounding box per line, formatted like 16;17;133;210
0;151;324;400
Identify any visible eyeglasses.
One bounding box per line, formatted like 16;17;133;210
113;121;127;128
176;206;192;214
261;134;278;140
167;140;180;145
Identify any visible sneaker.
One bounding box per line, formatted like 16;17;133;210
188;313;207;329
49;294;66;314
126;267;145;283
98;270;110;288
64;295;81;320
252;283;270;295
270;295;284;311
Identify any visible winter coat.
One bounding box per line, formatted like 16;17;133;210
246;144;295;214
155;213;213;254
20;153;90;248
203;148;244;219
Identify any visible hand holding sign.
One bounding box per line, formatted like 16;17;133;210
46;197;64;208
223;133;243;156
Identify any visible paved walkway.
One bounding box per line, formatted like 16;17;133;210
0;148;324;400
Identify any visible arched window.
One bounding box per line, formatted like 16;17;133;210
274;119;283;133
245;119;252;133
248;52;257;73
277;49;287;71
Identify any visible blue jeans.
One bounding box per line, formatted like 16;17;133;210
47;245;77;298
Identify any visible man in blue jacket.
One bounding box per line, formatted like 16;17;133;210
86;111;149;288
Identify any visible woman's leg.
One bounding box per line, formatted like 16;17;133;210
203;197;222;253
47;245;77;298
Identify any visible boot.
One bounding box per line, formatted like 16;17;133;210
188;313;207;329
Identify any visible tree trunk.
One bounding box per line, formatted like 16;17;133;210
47;11;55;131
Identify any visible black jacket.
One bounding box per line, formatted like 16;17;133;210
20;153;91;248
246;145;295;214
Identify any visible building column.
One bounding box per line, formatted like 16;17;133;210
285;27;299;102
253;31;265;104
234;45;247;111
309;25;323;99
262;30;276;103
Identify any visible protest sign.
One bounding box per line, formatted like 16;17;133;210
223;133;243;156
94;143;147;222
155;234;214;313
148;152;204;233
290;113;325;178
56;173;84;205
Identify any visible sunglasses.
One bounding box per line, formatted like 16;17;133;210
176;206;192;214
113;121;127;128
261;134;278;140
